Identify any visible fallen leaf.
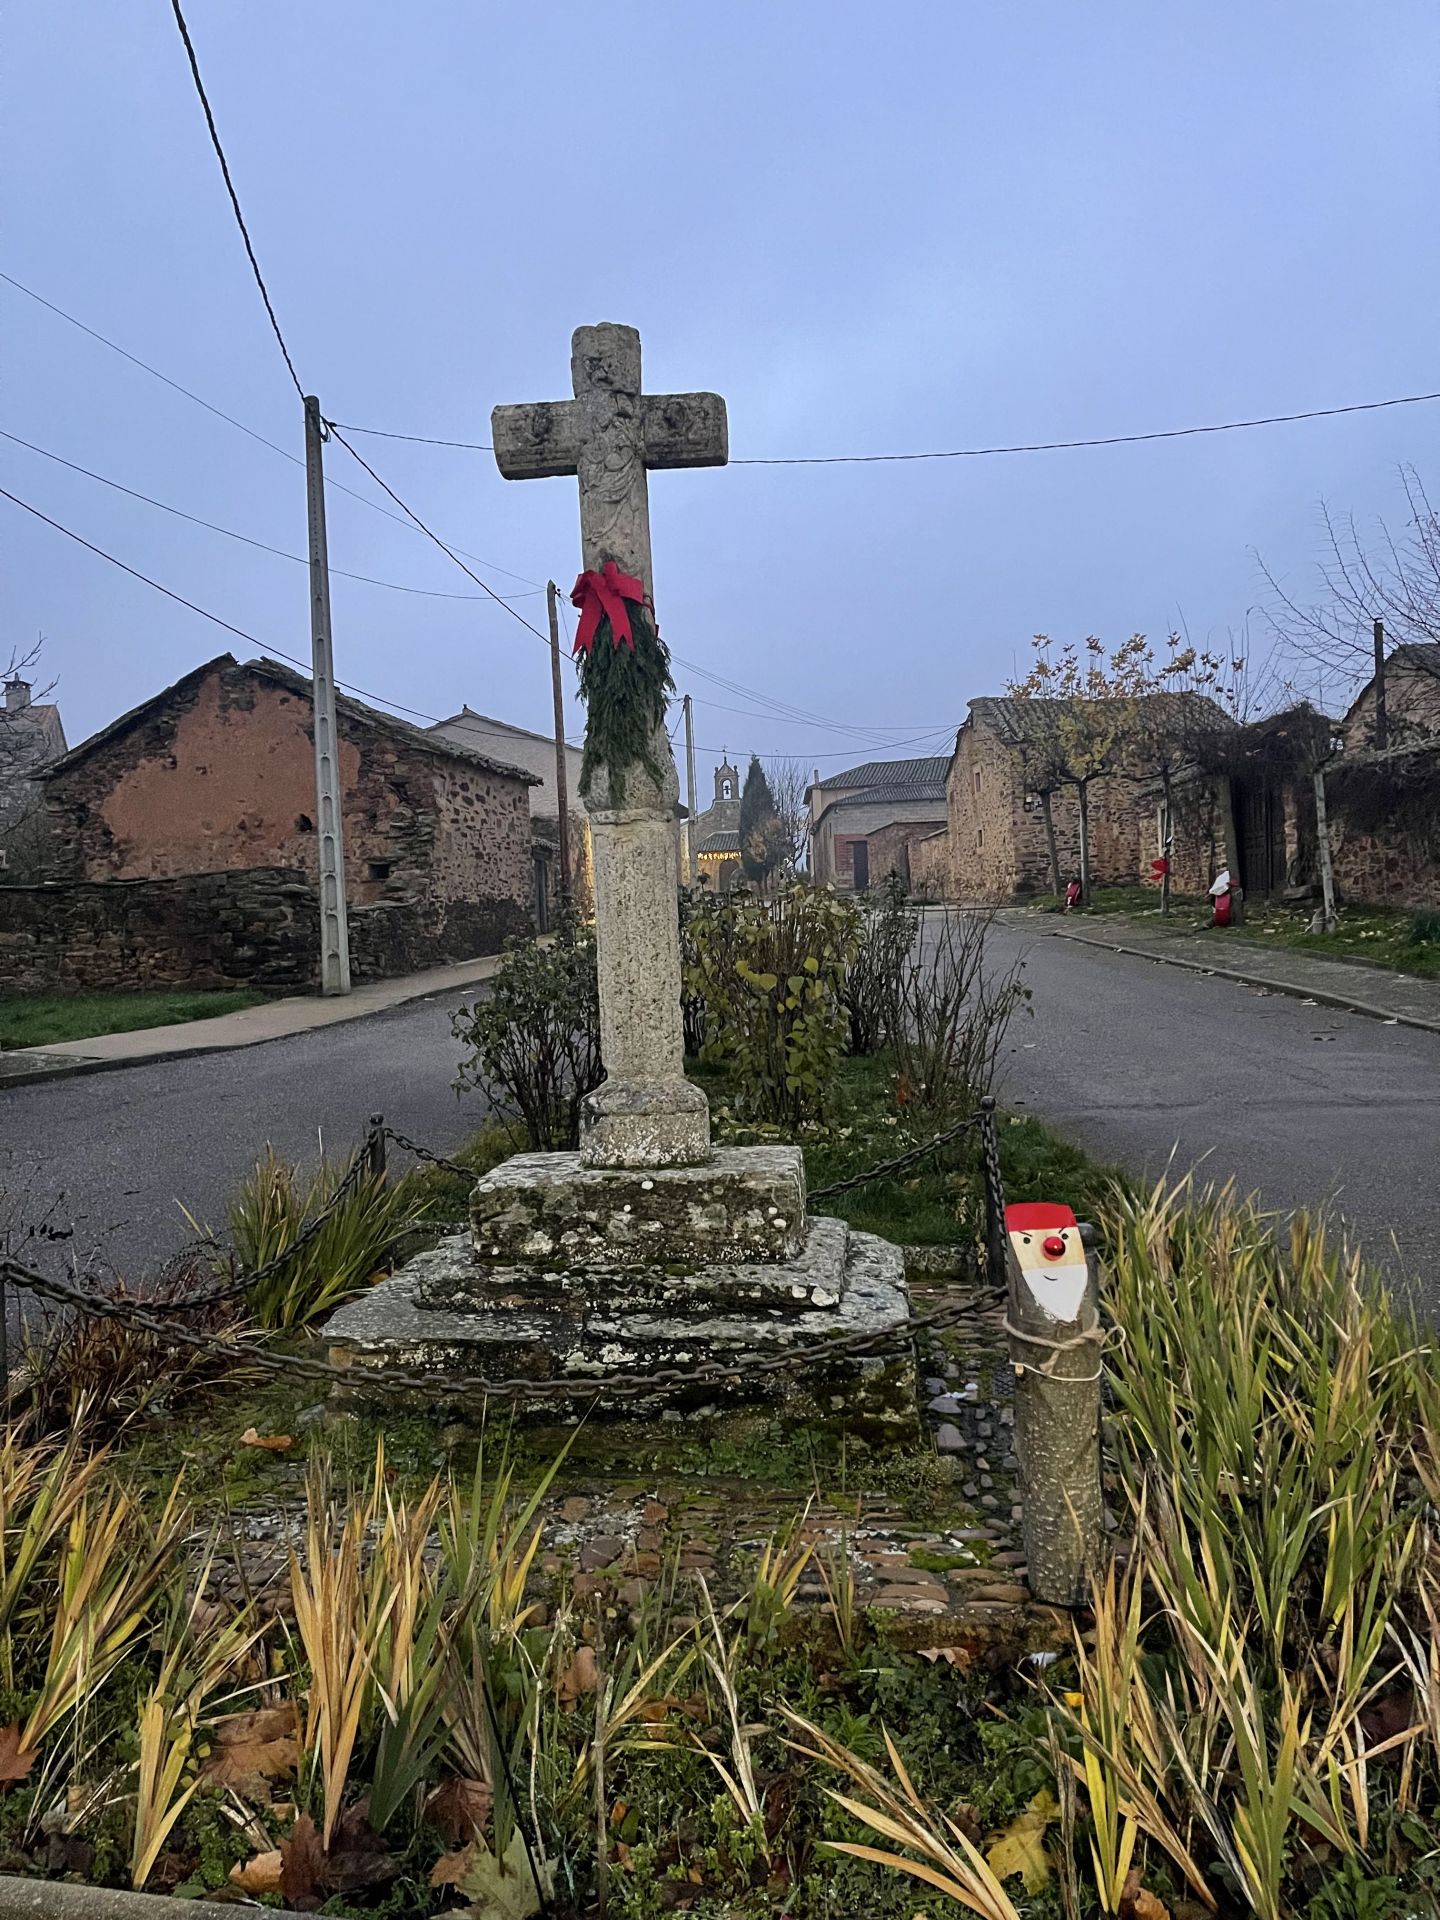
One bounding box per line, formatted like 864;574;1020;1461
426;1775;493;1844
240;1427;295;1452
0;1723;38;1788
230;1850;284;1895
455;1830;552;1920
915;1646;972;1671
202;1701;300;1786
1120;1867;1172;1920
280;1812;327;1909
557;1643;600;1707
430;1842;476;1888
325;1806;397;1892
986;1788;1056;1893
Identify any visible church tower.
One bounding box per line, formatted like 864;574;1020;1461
691;754;743;889
711;758;740;826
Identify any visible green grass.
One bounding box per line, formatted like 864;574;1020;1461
0;988;268;1050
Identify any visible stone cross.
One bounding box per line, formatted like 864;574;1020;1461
492;325;728;1170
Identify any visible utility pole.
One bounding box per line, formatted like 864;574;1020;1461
683;692;698;884
1373;619;1388;751
303;395;351;995
547;580;572;902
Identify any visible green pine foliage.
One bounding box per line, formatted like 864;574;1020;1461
576;605;674;805
738;755;784;885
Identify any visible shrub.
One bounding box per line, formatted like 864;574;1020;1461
452;918;602;1150
881;907;1029;1136
226;1150;432;1330
843;873;916;1056
684;884;860;1125
678;887;708;1058
1406;904;1440;946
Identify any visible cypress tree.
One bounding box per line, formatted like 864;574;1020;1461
739;755;782;887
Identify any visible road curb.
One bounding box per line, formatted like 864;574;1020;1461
1047;928;1440;1037
0;965;502;1092
0;1875;304;1920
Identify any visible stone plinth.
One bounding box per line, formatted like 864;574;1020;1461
465;1146;807;1275
325;1217;912;1427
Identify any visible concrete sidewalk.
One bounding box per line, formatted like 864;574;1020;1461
1037;910;1440;1034
0;952;505;1089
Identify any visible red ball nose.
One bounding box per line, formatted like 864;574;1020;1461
1042;1234;1068;1259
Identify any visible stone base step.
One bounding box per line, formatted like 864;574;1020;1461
324;1223;915;1425
463;1145;807;1274
419;1214;850;1314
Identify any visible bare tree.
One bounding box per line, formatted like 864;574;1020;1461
1260;466;1440;741
765;756;809;879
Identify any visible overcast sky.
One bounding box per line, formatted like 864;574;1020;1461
5;3;1437;786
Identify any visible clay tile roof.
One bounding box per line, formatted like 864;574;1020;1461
968;691;1232;747
697;828;741;855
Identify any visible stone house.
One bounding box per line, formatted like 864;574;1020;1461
0;676;67;879
944;694;1232;903
428;705;593;925
21;652;538;989
806;756;950;892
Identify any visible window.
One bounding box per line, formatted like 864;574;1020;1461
976;828;984;851
973;769;982;795
368;860;392;882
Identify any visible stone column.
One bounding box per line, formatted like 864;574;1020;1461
581;726;709;1169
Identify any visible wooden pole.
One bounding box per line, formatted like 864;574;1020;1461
303;396;351;996
1373;619;1388;750
1314;764;1338;933
1005;1217;1104;1607
547;581;572;902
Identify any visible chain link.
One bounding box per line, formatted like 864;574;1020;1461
381;1128;480;1184
809;1108;982;1199
0;1253;997;1406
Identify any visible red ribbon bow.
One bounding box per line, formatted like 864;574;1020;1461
570;561;645;657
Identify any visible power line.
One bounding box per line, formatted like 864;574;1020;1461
168;0;304;398
325;425;554;648
0;271;542;587
2;482;915;763
729;391;1440;465
330;422;492;451
0;426;541;602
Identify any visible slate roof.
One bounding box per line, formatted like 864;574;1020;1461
968;692;1232;748
807;755;952;800
697;828;741;855
821;786;948;816
45;654;540;786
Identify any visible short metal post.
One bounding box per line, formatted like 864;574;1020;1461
978;1096;1007;1285
0;1268;9;1396
367;1114;386;1181
1004;1205;1105;1607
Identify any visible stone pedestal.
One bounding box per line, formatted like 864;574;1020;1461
323;1144;916;1429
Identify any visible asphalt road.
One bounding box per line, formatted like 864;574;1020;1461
3;919;1438;1309
1;985;490;1286
987;916;1440;1302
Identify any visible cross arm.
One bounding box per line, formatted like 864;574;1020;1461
491;399;582;479
643;392;729;470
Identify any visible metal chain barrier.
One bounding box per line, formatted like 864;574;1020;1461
809;1106;983;1200
0;1252;996;1406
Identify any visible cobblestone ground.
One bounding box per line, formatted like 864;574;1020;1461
204;1267;1063;1654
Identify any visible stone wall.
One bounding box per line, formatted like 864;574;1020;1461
347;895;531;981
1344;659;1440;752
0;867;317;996
864;819;944;894
908;831;949;900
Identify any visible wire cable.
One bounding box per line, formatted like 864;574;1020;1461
329;423;492;451
325;425;552;647
0;426;541;602
0;271;542;587
729;391;1440;465
168;0;304;398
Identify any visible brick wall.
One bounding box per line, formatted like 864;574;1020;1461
0;868;318;996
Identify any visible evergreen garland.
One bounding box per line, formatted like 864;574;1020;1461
576;601;675;804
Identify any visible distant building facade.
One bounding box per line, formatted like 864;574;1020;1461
0;676;67;879
805;757;950;892
689;757;743;889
